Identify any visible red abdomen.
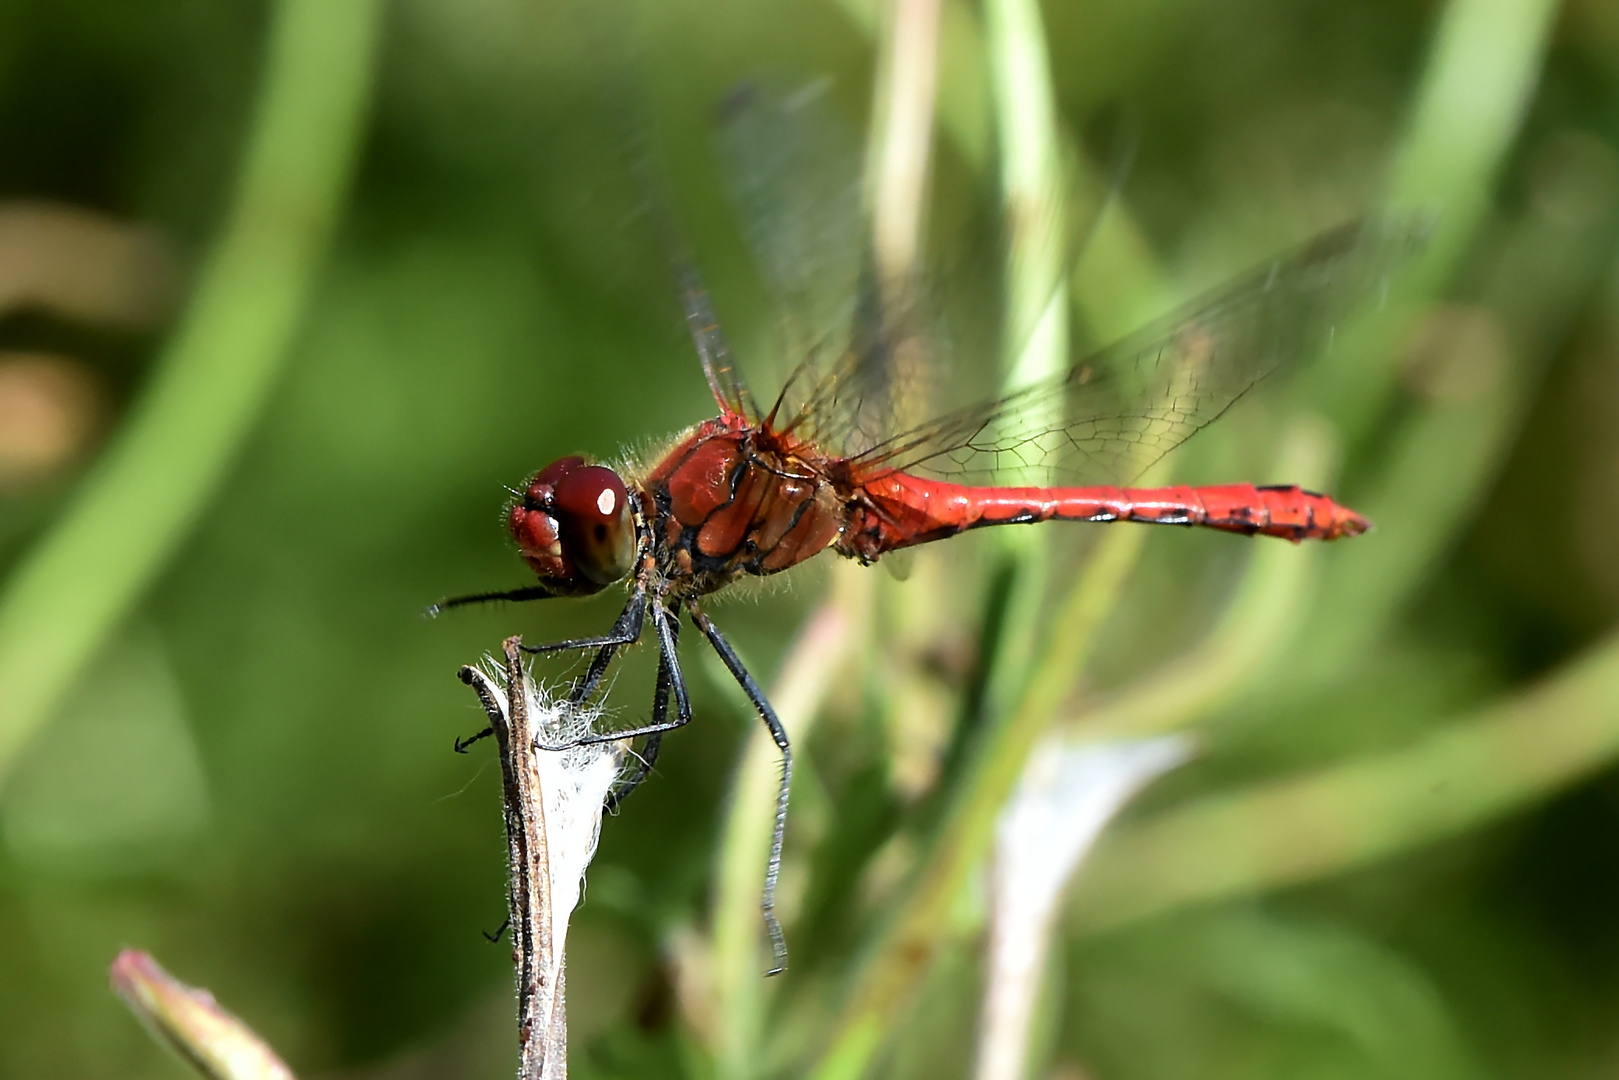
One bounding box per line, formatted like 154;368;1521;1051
839;473;1369;562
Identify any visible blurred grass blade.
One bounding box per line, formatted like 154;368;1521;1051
866;0;943;296
809;514;1149;1080
986;0;1066;409
976;0;1068;815
1319;0;1558;438
709;572;862;1079
1069;615;1619;935
0;0;383;789
110;949;295;1080
974;734;1190;1080
1070;415;1339;740
1294;200;1613;685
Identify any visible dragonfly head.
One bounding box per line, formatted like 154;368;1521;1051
509;455;635;596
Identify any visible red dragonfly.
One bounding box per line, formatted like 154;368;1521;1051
437;83;1418;978
435;211;1416;974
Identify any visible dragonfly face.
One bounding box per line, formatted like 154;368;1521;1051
508;455;636;595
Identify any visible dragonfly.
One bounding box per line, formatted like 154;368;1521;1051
435;86;1419;977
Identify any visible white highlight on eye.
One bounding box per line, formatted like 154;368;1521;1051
597;488;616;515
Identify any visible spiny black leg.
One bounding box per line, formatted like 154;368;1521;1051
483;917;511;944
454;726;494;754
455;665;508;753
428;585;557;616
524;587;647;656
611;732;663;812
561;590;649;706
657;601;692;723
535;603;692;750
688;604;791;977
606;618;679;812
450;591;647;752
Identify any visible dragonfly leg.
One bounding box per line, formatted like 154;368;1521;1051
454;589;646;753
524;587;648;656
455;662;509;752
534;588;648;710
534;602;692;750
606;618;680;812
688;603;791;977
452;727;495;754
426;584;558;616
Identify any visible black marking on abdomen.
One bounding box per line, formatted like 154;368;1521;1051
1257;483;1323;500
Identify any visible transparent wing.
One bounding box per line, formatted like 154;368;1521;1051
716;78;932;453
847;218;1428;486
607;95;761;423
716;78;866;386
673;252;759;422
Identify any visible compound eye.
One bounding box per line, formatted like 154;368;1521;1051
553;465;634;585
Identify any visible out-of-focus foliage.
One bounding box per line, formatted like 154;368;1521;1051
1;0;1618;1078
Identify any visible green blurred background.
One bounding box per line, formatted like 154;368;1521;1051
2;0;1619;1077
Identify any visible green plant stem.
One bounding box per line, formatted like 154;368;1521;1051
1067;416;1338;742
1319;0;1558;441
1069;620;1619;936
986;0;1066;395
1295;204;1610;686
834;0;1166;338
866;0;943;296
709;567;865;1079
977;0;1068;756
0;0;382;788
809;519;1149;1080
809;414;1340;1080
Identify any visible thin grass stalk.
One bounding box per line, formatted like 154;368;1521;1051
0;0;382;787
1066;416;1338;741
836;0;1167;336
707;571;863;1078
1068;613;1619;936
1295;191;1606;685
1317;0;1559;440
866;0;943;301
110;951;294;1080
807;515;1149;1080
977;0;1071;727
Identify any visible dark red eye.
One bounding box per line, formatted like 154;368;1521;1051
553;465;634;585
531;455;586;491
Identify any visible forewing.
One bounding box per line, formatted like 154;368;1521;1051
716;79;928;454
850;219;1427;486
674;254;759;422
716;79;865;386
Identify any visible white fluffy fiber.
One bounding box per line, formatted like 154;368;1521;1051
481;659;625;923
